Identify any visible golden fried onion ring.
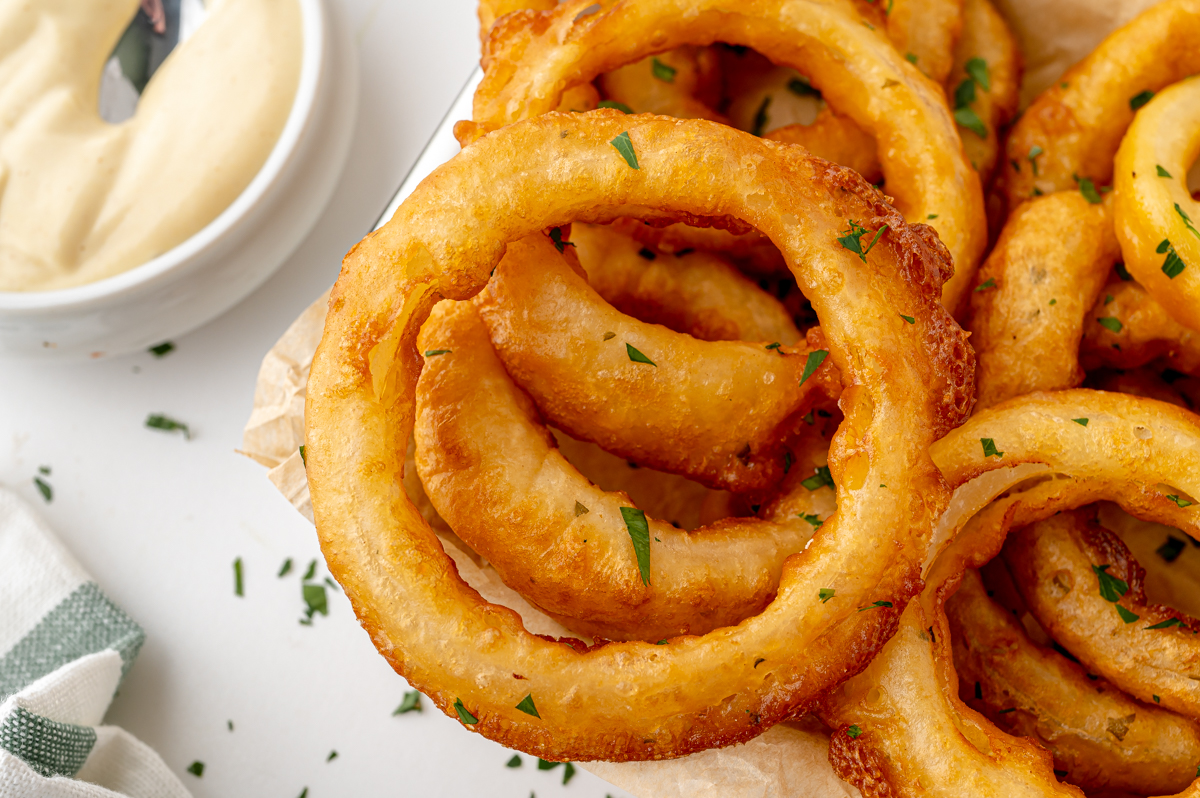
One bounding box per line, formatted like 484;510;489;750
598;46;728;123
949;0;1020;186
460;0;986;311
305;114;971;760
820;389;1200;795
950;568;1200;795
1080;279;1200;375
1003;0;1200;209
1006;509;1200;719
1113;76;1200;333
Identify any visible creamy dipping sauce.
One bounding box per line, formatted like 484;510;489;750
0;0;301;292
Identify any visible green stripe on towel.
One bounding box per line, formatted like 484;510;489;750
0;706;96;777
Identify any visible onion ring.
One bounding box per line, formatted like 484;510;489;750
473;233;834;493
1080;279;1200;375
820;389;1200;794
305;113;971;760
598;46;727;123
949;567;1200;795
967;192;1119;409
873;0;962;86
1002;0;1200;210
459;0;986;311
1113;76;1200;332
1004;508;1200;719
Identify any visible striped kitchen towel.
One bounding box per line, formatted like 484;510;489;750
0;487;190;798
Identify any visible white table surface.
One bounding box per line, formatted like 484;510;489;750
0;2;635;796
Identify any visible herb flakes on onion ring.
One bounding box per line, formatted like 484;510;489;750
305;113;971;760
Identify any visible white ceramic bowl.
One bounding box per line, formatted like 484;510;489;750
0;0;357;360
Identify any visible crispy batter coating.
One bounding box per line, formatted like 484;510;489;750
950;568;1200;795
1006;510;1200;719
1080;279;1200;375
460;0;986;311
305;114;969;760
598;46;727;123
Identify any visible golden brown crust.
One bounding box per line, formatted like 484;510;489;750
827;725;898;798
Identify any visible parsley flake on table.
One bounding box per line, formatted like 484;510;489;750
626;343;656;365
801;513;823;529
787;76;820;97
620;507;652;585
1159;239;1187;279
858;601;893;612
847;725;862;738
537;759;561;771
145;413;190;439
802;465;833;491
548;227;575;253
751;95;771;137
651;57;676;82
515;693;541;718
148;341;175;357
819;587;836;603
233;558;244;597
297;790;308;798
327;750;338;762
301;583;328;621
1157;164;1173;178
980;438;1003;458
1075;175;1102;204
1166;494;1194;508
453;698;478;725
186;761;204;777
1129;89;1155;110
975;277;996;292
1092;564;1129;602
1072;418;1089;427
278;558;293;577
1097;316;1123;333
1027;145;1043;176
1158;536;1186;563
563;762;577;785
394;691;422;715
800;349;829;387
610;132;639;169
507;755;522;768
1146;617;1185;630
302;559;317;580
33;475;52;503
597;100;632;113
837;220;888;262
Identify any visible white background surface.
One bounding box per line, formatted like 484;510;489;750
0;1;635;796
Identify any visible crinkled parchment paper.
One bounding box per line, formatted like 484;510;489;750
241;3;1161;794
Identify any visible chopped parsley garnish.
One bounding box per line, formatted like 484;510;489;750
145;413;190;439
801;513;824;529
298;790;308;798
1049;298;1057;306
563;762;577;785
1104;294;1115;305
927;213;939;219
954;107;987;138
186;761;204;777
765;342;782;350
980;438;1003;458
975;277;996;292
1097;316;1123;333
33;476;52;503
538;759;560;771
1116;605;1140;624
1072;418;1089;427
638;247;657;260
626;343;656;365
1158;536;1186;562
1092;564;1129;602
596;100;632;113
905;53;918;64
953;78;976;110
423;349;451;357
507;755;522;768
610;131;639;169
858;601;894;612
751;95;771;137
837;220;888;262
1160;239;1188;279
651;57;676;82
656;639;668;645
847;724;862;738
620;507;652;585
1027;145;1043;176
1129;90;1155;110
1154;694;1161;703
899;314;915;324
302;583;328;621
802;465;834;491
394;691;422;715
515;693;541;718
299;445;307;466
1115;262;1133;281
1176;203;1200;239
602;331;616;341
302;559;317;580
549;227;575;253
277;558;294;578
1146;617;1185;630
148;341;175;357
574;501;589;517
965;57;990;91
1157;164;1173;178
802;411;815;425
997;708;1016;714
1166;494;1194;508
787;76;821;97
1076;176;1102;204
327;750;338;762
453;698;478;725
227;720;233;731
819;587;836;603
233;558;244;597
800;349;829;386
